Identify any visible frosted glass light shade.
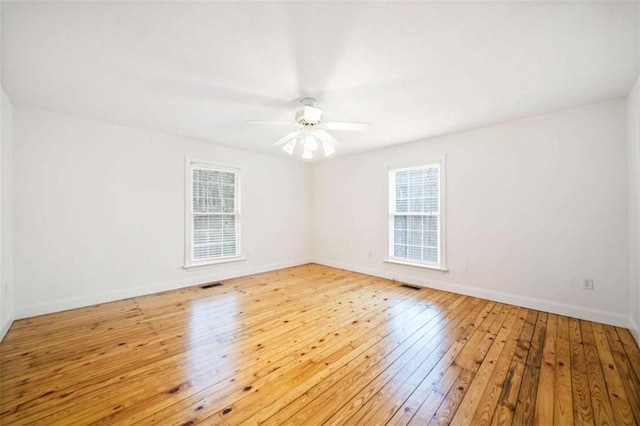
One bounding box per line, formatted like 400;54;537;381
303;135;319;151
322;141;336;156
278;130;338;159
283;140;296;155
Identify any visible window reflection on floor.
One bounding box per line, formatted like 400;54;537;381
185;294;239;385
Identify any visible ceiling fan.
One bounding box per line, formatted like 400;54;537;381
248;97;371;159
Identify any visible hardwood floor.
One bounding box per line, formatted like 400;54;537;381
1;264;639;425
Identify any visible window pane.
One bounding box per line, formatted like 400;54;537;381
408;230;421;245
209;244;223;259
425;197;438;211
423;230;437;247
425;216;438;232
423;247;438;263
394;244;407;257
222;198;235;213
223;183;235;198
223;215;236;240
223;242;236;257
408;216;422;229
394;229;407;245
194;245;208;260
407;245;422;260
395;215;407;229
396;178;409;198
410;198;423;212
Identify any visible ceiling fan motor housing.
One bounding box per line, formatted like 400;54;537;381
295;109;320;126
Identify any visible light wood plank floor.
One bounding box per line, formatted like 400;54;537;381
1;264;639;425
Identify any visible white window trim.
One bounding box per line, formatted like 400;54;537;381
386;157;447;271
383;258;449;272
184;157;246;269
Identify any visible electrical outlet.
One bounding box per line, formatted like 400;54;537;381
368;251;373;259
582;278;594;290
459;261;468;271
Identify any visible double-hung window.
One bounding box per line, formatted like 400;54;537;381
186;160;241;267
388;160;446;270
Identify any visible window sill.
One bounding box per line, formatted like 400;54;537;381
184;257;247;271
384;258;449;272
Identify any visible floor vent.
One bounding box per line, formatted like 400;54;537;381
400;283;422;290
200;282;223;289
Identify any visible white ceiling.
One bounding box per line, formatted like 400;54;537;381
2;1;639;159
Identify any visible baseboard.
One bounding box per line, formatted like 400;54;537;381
629;317;640;347
0;312;14;342
14;259;312;320
311;258;630;328
14;258;636;337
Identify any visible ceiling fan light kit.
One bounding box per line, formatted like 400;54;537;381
248;97;371;160
281;130;329;159
283;139;296;155
322;140;336;156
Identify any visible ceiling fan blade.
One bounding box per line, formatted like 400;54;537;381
314;129;340;146
138;74;295;108
247;121;295;125
303;106;323;123
322;122;371;131
273;130;302;147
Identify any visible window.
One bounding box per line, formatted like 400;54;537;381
185;160;241;267
388;160;446;270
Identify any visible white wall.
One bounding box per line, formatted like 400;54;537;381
628;76;640;342
9;98;637;334
312;99;630;327
0;87;14;339
12;106;311;318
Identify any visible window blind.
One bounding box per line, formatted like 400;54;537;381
191;166;238;262
390;165;440;265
